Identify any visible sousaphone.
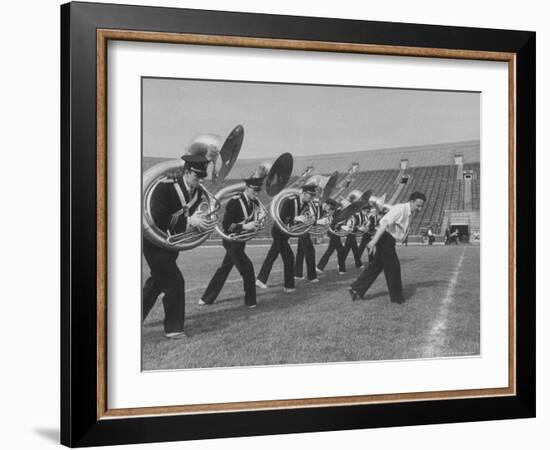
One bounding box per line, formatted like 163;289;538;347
304;172;339;237
214;152;294;242
142;125;244;251
269;162;324;237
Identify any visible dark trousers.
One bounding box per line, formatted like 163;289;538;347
257;228;295;288
142;238;186;333
351;232;404;303
343;235;362;268
201;240;256;306
317;233;345;272
358;233;373;263
295;233;317;280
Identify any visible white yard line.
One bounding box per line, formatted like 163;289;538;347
422;247;467;357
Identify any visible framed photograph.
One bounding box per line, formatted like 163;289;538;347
61;1;535;447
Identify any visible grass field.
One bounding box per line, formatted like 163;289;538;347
142;243;480;370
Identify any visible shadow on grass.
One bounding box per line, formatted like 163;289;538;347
142;271;440;337
359;279;448;302
399;257;419;264
169;271;362;335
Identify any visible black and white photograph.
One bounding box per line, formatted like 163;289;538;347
5;0;535;447
141;77;481;371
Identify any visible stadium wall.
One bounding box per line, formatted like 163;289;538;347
144;140;480;238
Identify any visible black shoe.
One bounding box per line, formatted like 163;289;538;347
348;287;360;301
391;298;405;304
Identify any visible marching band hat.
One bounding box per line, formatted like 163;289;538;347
301;183;317;194
244;164;269;188
324;198;339;208
244;176;264;188
181;154;209;178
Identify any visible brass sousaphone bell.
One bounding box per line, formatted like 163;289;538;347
368;193;390;213
142;125;244;251
332;190;373;237
304;172;339;237
325;163;363;238
269;161;326;237
213;152;294;242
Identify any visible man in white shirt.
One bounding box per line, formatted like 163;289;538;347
348;192;426;304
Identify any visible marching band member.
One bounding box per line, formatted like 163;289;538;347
256;183;317;292
342;212;364;269
348;192;426;304
357;206;378;263
341;191;363;269
294;195;322;283
142;154;213;339
198;172;267;308
315;198;345;275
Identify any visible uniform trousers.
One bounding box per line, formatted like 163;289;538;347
142;238;186;333
295;233;317;280
351;232;404;303
317;233;346;273
358;233;373;263
201;240;256;306
343;234;362;268
257;228;295;288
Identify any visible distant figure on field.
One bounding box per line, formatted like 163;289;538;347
427;227;435;245
449;229;460;245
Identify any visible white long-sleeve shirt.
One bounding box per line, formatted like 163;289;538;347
379;202;412;241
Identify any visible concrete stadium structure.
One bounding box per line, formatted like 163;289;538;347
143;139;480;242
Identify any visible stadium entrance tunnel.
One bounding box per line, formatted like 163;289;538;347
450;224;470;243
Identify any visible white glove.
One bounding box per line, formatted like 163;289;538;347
188;214;201;227
188;213;210;231
294;215;306;223
242;221;258;231
316;217;329;226
341;225;351;232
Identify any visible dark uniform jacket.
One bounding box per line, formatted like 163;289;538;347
329;206;344;231
367;214;377;233
223;193;259;235
280;194;308;226
351;211;363;232
310;200;322;222
271;194;307;239
149;176;205;235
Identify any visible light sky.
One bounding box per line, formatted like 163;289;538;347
143;78;479;159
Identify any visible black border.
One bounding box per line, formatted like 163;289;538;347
61;2;535;447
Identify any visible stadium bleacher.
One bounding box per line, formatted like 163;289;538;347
143;140;480;239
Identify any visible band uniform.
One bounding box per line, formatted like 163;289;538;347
257;184;316;290
295;197;321;282
317;198;346;274
200;177;265;307
142;155;210;337
342;210;364;269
